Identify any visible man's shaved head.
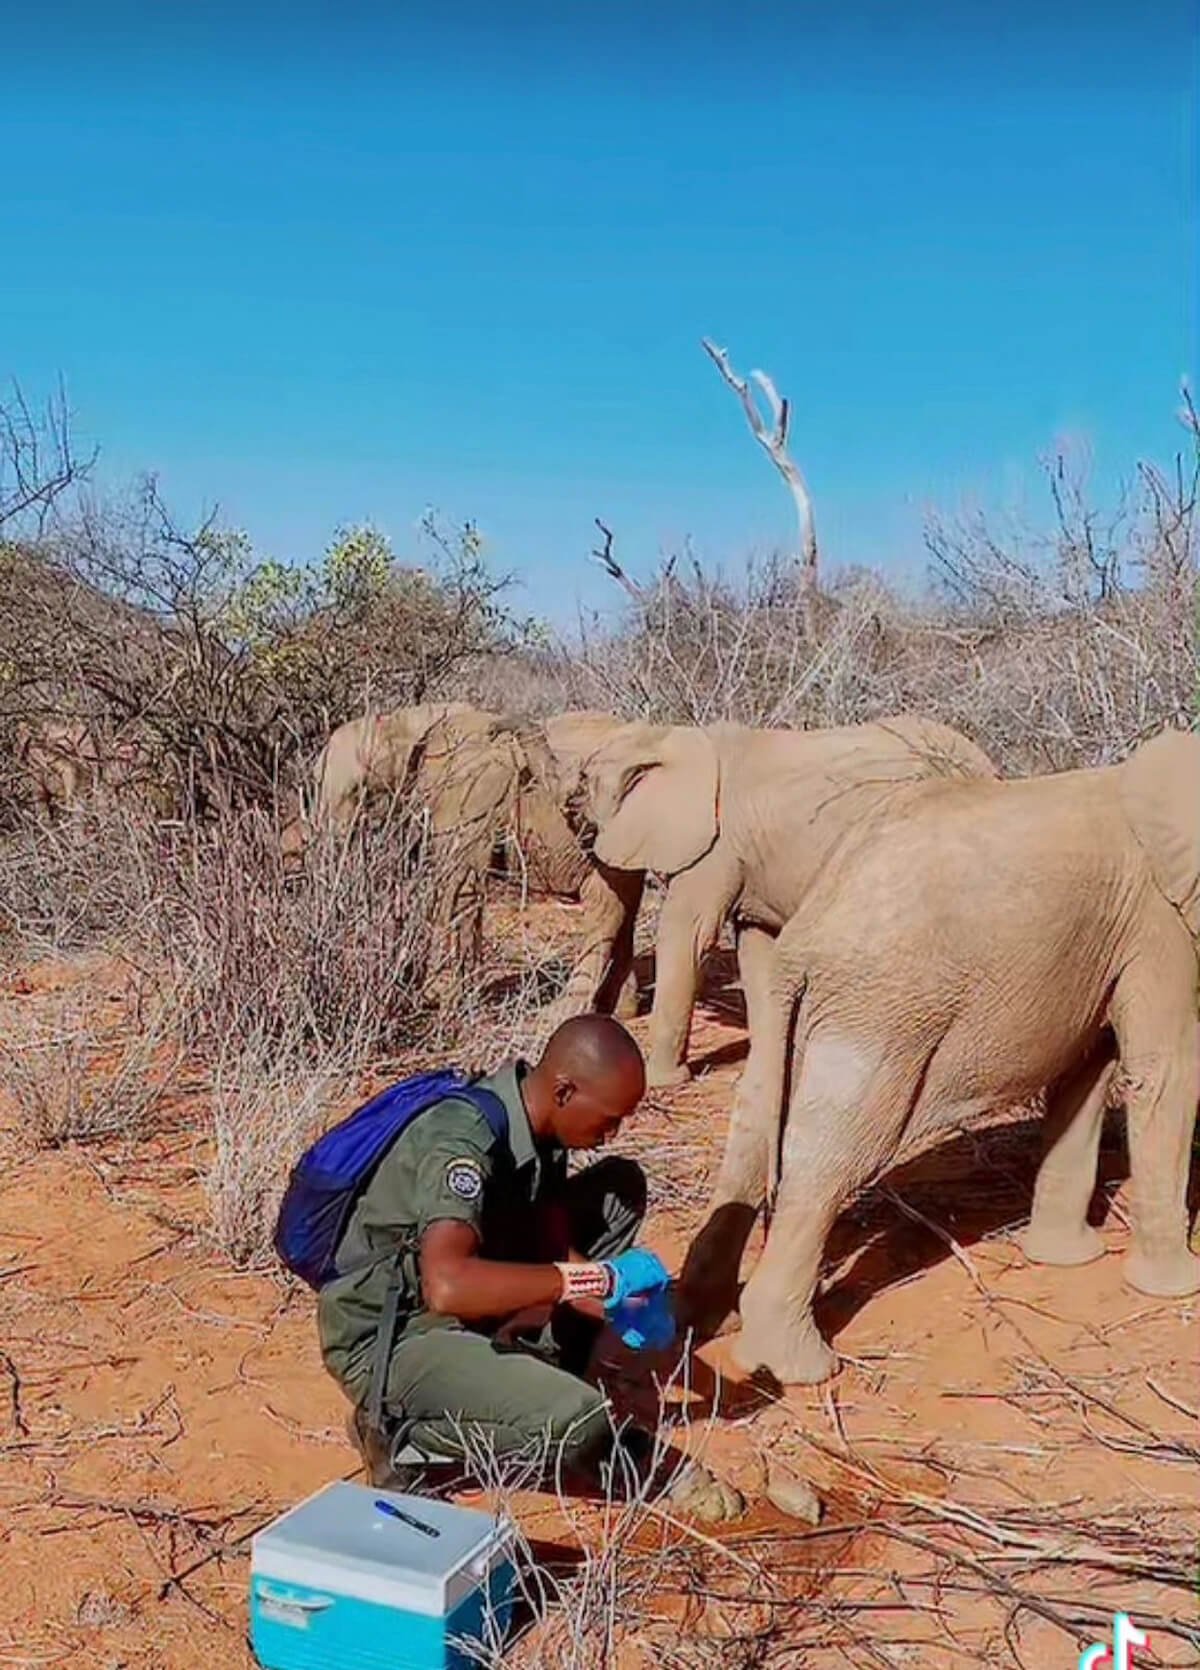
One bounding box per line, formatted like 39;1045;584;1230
526;1015;646;1150
540;1014;646;1090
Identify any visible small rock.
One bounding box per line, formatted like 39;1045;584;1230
765;1471;823;1526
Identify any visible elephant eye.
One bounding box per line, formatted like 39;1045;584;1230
620;764;654;799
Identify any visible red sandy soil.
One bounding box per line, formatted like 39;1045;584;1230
1;925;1197;1668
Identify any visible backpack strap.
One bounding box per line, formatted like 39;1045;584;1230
363;1079;511;1439
455;1083;510;1147
367;1266;407;1437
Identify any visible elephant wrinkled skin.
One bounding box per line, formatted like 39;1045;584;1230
692;728;1200;1386
559;714;997;1087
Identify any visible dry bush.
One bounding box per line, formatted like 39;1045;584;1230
0;976;186;1148
137;793;469;1064
564;441;1197;774
206;1030;351;1267
0;800;167;958
459;640;571;720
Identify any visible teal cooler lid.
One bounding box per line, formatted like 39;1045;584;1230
252;1481;512;1617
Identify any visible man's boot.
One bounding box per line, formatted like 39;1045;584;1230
344;1407;464;1495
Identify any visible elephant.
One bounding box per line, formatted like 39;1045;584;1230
557;713;998;1087
14;718;160;818
688;727;1200;1387
15;718;102;814
285;703;635;978
299;702;490;837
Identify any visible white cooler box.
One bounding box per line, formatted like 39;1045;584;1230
249;1481;517;1670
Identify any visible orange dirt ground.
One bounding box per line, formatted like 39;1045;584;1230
1;913;1197;1668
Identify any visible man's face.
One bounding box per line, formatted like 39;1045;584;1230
551;1068;643;1150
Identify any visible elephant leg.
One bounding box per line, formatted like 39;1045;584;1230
1021;1039;1116;1267
725;923;782;1199
1110;950;1200;1298
734;1031;925;1386
550;864;644;1023
593;866;645;1021
675;925;781;1336
441;860;483;971
644;856;738;1089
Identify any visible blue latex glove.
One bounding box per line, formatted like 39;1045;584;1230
611;1286;676;1353
601;1247;670;1310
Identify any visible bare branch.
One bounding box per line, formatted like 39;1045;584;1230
589;517;646;603
701;337;818;590
1177;380;1199;438
0;377;96;535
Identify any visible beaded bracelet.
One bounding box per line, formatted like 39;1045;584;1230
554;1261;613;1302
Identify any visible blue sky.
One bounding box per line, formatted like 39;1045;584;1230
5;2;1196;624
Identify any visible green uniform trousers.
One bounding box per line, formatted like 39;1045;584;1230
359;1155;647;1477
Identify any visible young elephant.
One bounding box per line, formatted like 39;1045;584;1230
699;728;1200;1386
286;704;597;899
283;704;635;981
559;714;998;1087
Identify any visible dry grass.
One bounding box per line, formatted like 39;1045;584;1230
0;801;165;959
205;1030;352;1268
0;973;187;1148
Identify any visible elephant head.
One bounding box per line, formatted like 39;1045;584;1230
492;719;591;897
575;723;721;876
542;710;629;803
1119;728;1200;940
14;718;101;813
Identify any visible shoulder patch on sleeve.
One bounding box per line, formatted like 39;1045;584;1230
444;1158;484;1202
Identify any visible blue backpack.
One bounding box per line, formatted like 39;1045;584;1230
273;1068;510;1289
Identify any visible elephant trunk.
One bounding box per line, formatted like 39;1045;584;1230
498;719;591;899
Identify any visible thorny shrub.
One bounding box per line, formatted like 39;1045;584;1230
565;442;1197;771
138;793;470;1064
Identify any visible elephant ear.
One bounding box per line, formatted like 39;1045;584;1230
589;724;720;875
1119;729;1200;936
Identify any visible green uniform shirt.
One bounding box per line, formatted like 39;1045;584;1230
317;1060;565;1393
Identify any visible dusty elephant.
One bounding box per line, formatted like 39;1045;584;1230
296;703;489;837
287;704;632;973
14;718;161;817
290;703;619;897
558;713;998;1088
694;727;1200;1387
15;718;103;813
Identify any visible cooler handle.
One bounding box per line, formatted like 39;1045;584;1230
256;1581;335;1613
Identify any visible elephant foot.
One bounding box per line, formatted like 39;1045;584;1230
646;1058;692;1090
663;1461;745;1524
1020;1219;1105;1268
674;1280;736;1341
731;1319;838;1387
1123;1245;1200;1299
